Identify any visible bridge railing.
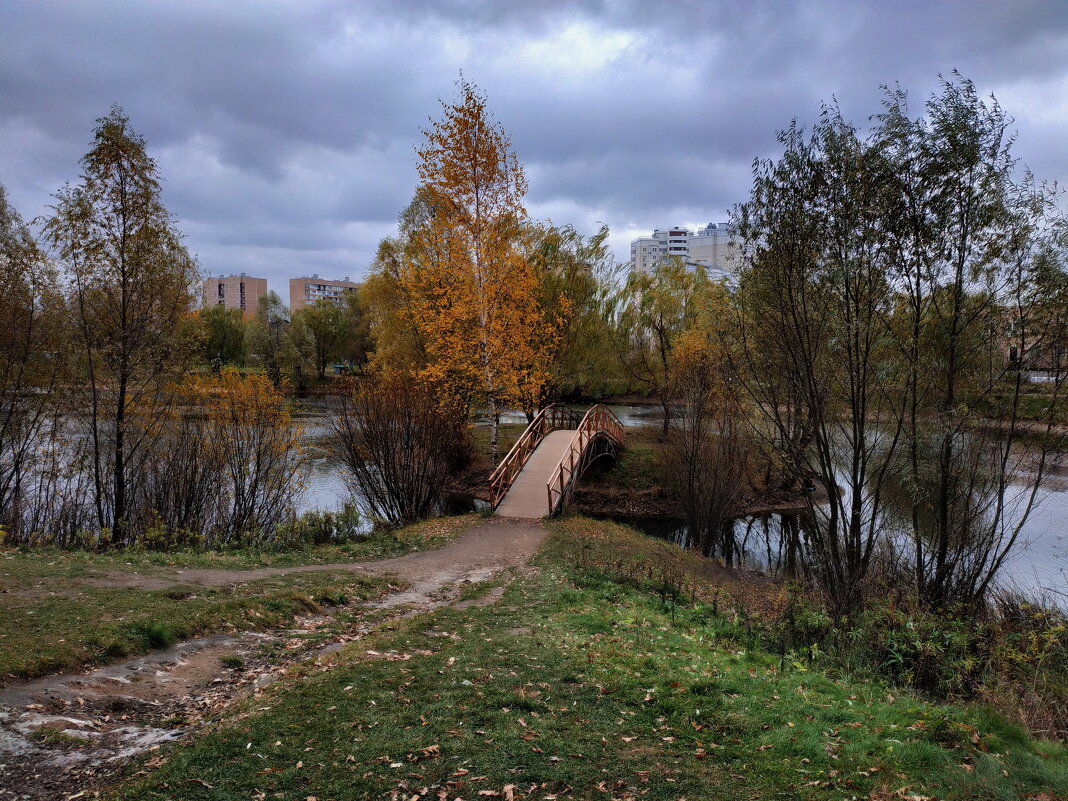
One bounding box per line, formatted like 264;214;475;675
546;404;625;516
489;403;581;508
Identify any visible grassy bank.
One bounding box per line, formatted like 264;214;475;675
106;517;1068;800
0;516;474;682
571;426;673;517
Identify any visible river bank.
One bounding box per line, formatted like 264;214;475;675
293;399;1067;605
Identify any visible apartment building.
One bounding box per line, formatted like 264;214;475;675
629;222;740;279
289;275;360;311
630;226;687;273
202;274;267;318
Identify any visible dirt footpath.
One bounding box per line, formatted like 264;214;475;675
0;518;548;801
83;516;548;591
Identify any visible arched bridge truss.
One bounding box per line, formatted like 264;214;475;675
489;404;625;518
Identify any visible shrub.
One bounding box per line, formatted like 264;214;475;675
792;595;1068;739
264;503;365;549
328;375;470;527
663;330;749;562
131;622;181;650
136;369;306;548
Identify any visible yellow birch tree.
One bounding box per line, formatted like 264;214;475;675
405;80;555;460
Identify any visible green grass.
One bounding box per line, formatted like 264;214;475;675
456;577;502;602
468;422;662;496
579;425;663;494
469;422;528;462
28;728;93;747
0;514;476;575
0;516;476;681
0;569;388;681
105;517;1068;801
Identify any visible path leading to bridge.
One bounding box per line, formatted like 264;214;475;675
62;518;548;592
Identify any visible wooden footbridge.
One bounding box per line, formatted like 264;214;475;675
489;404;625;519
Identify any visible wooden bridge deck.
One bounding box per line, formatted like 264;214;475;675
494;430;576;518
488;403;624;520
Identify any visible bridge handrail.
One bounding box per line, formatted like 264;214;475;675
489;403;581;508
545;404;625;516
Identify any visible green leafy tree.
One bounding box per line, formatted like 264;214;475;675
199;304;247;368
44;106;198;544
281;310;316;391
734;108;903;616
295;299;346;379
876;75;1068;610
246;291;290;388
341;287;374;373
735;75;1068;615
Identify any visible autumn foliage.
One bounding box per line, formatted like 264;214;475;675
400;80;561;458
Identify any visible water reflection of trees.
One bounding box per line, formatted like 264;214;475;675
680;423;1065;609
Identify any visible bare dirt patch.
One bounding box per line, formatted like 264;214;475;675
0;519;547;801
452;584;507;610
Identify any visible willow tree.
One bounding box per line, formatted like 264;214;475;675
876;76;1068;611
530;223;616;403
45;106;197;544
404;80;555;460
613;259;719;437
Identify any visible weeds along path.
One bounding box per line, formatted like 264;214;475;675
0;518;547;801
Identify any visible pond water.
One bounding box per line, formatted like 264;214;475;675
625;502;1068;607
294;399;1067;606
489;403;664;428
292;399;666;520
621;473;1068;609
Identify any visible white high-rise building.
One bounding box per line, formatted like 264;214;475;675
629;222;740;280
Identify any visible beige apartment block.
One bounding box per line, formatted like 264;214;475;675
202;274;267;318
289;275;359;311
629;222;739;281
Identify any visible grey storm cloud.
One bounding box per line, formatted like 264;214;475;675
2;0;1068;296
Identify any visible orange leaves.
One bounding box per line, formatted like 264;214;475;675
402;80;556;428
170;367;306;539
416;79;527;220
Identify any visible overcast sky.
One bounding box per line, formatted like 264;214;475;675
3;0;1068;299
